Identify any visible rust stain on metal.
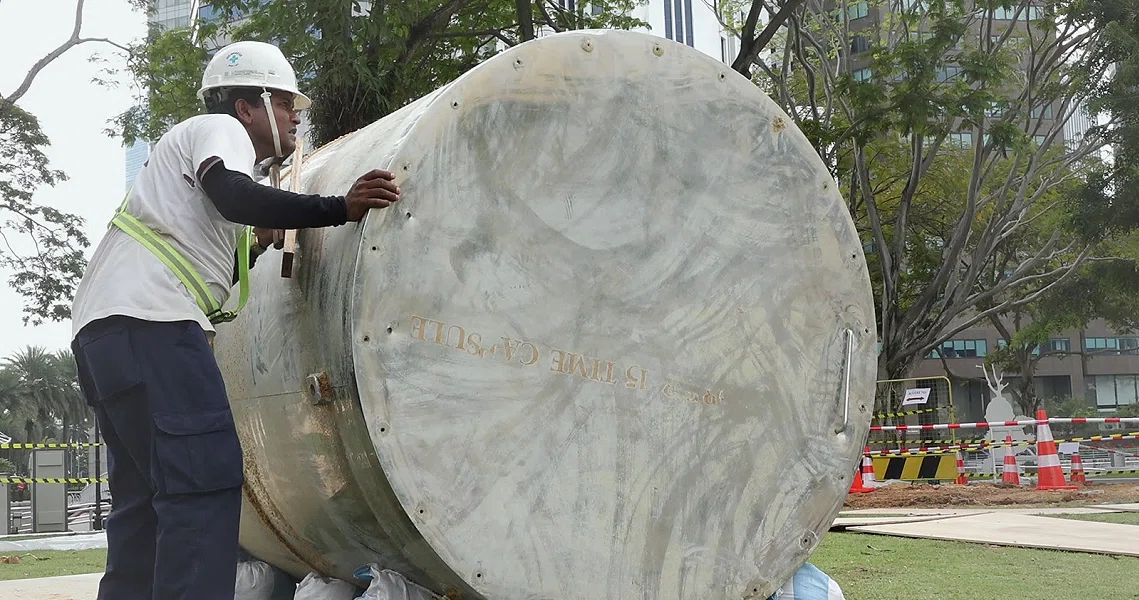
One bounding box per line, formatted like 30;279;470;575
773;116;787;132
307;371;334;405
242;451;337;576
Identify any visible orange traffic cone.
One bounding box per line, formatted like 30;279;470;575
849;453;875;494
1071;452;1086;485
1035;409;1078;491
1001;435;1021;485
955;450;968;485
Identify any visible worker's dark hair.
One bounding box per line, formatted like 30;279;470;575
203;87;266;120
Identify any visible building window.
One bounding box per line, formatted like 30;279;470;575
853;67;873;82
1092;375;1139;409
947;132;973;148
929;339;988;359
663;0;695;47
1085;337;1139;356
851;35;871;54
992;4;1044;21
1031;104;1054;119
937;65;963;82
996;338;1071;356
849;1;870;20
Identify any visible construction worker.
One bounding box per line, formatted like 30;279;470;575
69;41;399;600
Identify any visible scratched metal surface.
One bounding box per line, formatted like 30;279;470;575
213;29;877;600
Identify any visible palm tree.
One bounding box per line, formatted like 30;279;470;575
0;346;94;477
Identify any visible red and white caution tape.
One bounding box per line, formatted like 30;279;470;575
869;417;1139;433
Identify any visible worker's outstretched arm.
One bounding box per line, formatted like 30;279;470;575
200;163;349;229
190;116;399;229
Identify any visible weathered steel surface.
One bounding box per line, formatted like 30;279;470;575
212;29;877;600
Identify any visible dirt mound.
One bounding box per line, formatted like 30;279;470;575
845;482;1139;509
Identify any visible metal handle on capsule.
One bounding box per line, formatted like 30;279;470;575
835;328;854;434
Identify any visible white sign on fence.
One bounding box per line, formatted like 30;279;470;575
1058;442;1081;455
902;388;932;406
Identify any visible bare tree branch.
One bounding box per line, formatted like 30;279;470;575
1;0;127;111
732;0;808;77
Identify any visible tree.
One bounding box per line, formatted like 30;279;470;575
983;254;1139;415
0;346;91;478
0;0;131;325
109;0;650;148
975;3;1139;416
720;0;1139;413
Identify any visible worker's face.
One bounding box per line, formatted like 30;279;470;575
238;91;301;160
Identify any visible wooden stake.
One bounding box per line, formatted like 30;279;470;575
281;139;304;278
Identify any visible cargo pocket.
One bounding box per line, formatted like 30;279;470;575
153;409;245;496
79;326;142;402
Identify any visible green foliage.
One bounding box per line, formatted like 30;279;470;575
753;0;1139;402
0;346;91;478
107;26;211;146
0;103;90;326
110;0;649;147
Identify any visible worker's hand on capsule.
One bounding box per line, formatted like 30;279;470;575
253;227;285;250
345;169;400;221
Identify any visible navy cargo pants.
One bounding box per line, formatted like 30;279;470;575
72;315;244;600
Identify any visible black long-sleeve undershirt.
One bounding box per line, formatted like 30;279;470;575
200;164;349;229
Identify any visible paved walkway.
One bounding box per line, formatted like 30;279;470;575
846;512;1139;556
0;573;100;599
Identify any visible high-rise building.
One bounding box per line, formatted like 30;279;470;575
122;0;202;193
123;138;149;191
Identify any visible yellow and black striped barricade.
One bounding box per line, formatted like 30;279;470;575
872;454;959;481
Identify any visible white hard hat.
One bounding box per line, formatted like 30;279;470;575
198;41;311;110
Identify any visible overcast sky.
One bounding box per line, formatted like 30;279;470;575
0;0;145;357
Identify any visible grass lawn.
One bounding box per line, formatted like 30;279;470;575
1051;512;1139;526
3;531;1139;599
811;532;1139;600
0;549;106;581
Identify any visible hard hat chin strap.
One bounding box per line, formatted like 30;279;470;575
261;89;284;158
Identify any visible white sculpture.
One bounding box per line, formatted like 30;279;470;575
979;364;1033;471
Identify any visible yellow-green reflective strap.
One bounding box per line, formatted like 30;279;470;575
110;188;252;325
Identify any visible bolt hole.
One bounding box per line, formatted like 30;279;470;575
451;101;459;108
753;588;759;594
379;426;386;433
387;326;393;334
363;335;370;342
719;72;726;80
371;246;378;251
406;212;412;219
475;572;482;579
418;509;425;515
402;164;409;171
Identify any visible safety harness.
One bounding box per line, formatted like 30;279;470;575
110;189;253;325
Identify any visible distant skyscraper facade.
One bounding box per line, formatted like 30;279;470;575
154;0;197;30
124;139;150;191
123;0;200;193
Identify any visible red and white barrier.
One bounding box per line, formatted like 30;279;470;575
870;416;1139;433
